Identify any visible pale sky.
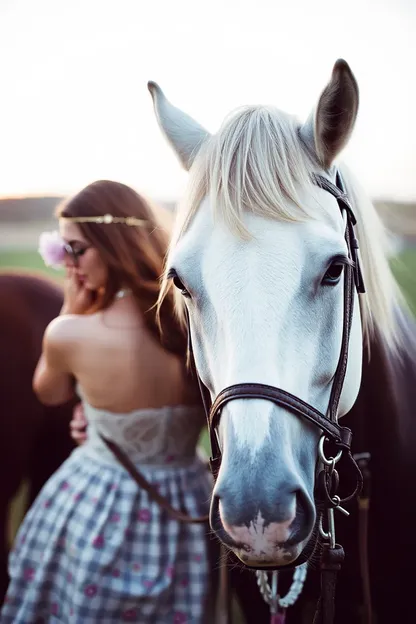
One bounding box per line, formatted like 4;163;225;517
0;0;415;202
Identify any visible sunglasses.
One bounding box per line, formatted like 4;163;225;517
63;242;91;268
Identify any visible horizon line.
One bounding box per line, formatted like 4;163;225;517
0;192;415;207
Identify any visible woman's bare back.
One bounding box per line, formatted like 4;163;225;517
63;296;196;412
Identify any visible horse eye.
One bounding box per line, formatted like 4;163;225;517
172;275;191;298
322;262;344;285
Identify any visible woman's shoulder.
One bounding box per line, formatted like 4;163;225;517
45;313;98;345
45;308;143;348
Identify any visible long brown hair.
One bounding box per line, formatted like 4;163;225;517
56;180;186;356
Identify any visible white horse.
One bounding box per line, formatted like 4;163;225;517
149;60;401;569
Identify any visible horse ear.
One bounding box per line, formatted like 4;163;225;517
148;81;211;171
299;59;359;169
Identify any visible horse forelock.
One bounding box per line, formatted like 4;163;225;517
163;105;404;354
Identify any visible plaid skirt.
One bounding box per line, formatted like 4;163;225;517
1;447;214;623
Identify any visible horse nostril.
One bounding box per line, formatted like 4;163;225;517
285;489;315;545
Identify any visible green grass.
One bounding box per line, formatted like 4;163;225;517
390;248;416;314
0;249;54;273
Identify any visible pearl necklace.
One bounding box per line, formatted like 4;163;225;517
115;288;132;300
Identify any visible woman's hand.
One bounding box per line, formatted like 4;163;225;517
61;267;94;315
70;402;88;446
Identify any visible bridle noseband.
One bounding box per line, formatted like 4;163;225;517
185;171;367;622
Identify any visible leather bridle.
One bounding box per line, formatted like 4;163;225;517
184;171;367;621
188;172;363;474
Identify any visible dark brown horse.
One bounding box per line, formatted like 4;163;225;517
0;272;76;602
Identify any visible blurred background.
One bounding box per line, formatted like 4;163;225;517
0;2;414;619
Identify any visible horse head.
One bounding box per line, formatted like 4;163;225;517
149;60;399;568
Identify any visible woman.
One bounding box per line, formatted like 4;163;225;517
1;181;213;624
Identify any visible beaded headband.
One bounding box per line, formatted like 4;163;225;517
60;214;147;227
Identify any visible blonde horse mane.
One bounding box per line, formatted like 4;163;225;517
159;105;403;351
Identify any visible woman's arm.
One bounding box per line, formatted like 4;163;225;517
33;266;95;406
33;317;75;406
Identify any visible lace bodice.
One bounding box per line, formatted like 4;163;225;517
76;386;206;468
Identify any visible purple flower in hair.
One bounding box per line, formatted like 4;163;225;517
38;230;66;269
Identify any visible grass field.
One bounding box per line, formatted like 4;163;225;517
0;249;53;274
390;248;416;314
